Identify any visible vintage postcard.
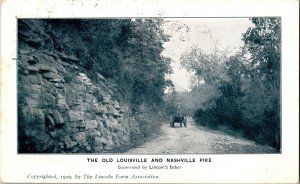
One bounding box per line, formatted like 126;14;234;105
0;0;299;183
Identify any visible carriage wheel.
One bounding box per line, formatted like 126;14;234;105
170;121;174;127
184;116;187;128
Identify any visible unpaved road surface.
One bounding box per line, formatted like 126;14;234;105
126;117;276;154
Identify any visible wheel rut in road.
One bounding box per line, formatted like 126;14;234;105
125;117;276;154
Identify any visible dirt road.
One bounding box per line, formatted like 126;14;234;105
126;117;276;154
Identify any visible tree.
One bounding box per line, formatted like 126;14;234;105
180;47;229;111
242;18;280;87
45;19;172;114
180;47;228;84
122;19;172;112
240;18;281;149
180;18;281;150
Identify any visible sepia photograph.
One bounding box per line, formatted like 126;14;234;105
18;18;281;154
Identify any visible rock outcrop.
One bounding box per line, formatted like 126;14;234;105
18;20;140;153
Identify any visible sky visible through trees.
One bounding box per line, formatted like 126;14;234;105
163;18;281;150
162;18;254;92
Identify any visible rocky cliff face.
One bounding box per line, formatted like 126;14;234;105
17;20;140;153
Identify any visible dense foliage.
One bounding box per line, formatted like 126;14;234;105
44;19;172;114
180;18;281;150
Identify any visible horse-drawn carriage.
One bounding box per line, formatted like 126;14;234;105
170;105;187;128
